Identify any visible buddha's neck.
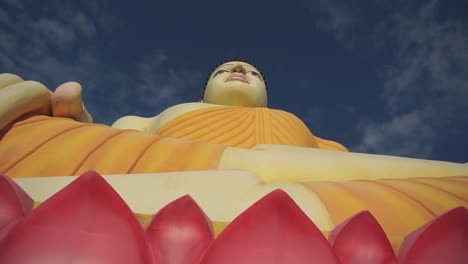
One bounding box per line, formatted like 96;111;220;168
211;93;258;107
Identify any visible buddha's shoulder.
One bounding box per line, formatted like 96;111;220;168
112;103;233;132
162;102;221;115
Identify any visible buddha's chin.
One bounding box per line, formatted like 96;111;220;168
209;90;258;107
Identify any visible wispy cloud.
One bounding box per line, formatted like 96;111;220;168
307;0;468;159
0;0;202;125
0;1;100;89
2;0;24;10
383;0;468;113
308;0;360;47
354;107;436;158
107;51;203;116
357;1;468;159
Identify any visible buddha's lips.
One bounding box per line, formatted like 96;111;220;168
225;74;249;84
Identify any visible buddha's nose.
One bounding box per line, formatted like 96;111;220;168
231;65;246;74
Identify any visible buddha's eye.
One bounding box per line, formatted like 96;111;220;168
214;70;228;77
248;71;261;79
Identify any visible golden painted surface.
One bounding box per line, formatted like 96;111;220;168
3;72;467;258
302;177;468;236
156;106;348;151
0;116;225;177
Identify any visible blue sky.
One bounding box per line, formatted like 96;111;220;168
1;0;467;163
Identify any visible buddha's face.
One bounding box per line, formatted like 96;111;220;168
203;61;267;107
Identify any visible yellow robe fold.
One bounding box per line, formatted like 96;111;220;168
156;106;348;151
0;115;225;177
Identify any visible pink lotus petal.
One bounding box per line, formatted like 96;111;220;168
200;189;340;264
0;170;152;264
0;174;33;240
147;195;213;264
398;206;468;264
330;211;396;264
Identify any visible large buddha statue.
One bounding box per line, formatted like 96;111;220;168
0;61;467;261
0;59;466;180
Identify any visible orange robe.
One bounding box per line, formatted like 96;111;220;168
0;115;225;177
156;106;348;151
0;108;347;178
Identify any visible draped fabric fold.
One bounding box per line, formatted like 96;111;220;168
0;116;226;177
157;106;348;151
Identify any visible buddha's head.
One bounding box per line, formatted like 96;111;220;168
203;60;267;107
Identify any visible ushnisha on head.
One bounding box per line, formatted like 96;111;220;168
203;60;267;107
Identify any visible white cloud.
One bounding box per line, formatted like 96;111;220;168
0;0;202;125
308;0;468;159
126;51;202;110
355;108;436;158
354;0;468;159
308;0;359;47
383;0;468;114
33;18;77;46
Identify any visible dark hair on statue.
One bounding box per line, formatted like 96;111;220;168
200;59;267;101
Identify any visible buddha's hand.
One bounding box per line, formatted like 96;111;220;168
0;73;93;131
52;81;93;123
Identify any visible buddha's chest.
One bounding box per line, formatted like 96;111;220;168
155;107;317;149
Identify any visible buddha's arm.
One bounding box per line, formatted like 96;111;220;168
111;103;219;133
314;136;349;152
219;144;468;183
111;115;159;132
